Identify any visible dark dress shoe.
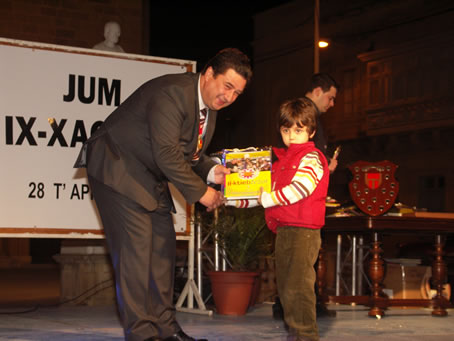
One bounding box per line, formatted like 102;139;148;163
272;296;284;320
163;330;207;341
316;303;336;317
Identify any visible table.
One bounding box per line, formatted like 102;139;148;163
318;214;454;317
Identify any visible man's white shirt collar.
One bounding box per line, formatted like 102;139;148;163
198;75;208;114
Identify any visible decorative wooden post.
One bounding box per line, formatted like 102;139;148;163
431;234;448;317
316;245;327;304
368;232;385;317
316;239;336;317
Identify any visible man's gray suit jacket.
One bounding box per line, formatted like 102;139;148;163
74;72;217;211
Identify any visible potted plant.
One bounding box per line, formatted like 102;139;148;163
197;205;273;315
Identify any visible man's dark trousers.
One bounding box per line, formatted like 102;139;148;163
89;176;180;341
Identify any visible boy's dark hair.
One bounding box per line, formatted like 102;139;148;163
278;97;317;136
306;73;340;93
201;48;252;86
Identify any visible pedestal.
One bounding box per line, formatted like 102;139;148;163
53;251;115;306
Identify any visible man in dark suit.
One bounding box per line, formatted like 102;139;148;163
305;73;340;174
74;48;252;341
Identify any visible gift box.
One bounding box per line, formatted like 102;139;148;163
221;147;272;200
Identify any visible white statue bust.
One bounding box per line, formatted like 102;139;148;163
93;21;125;53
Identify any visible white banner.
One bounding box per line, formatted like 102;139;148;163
0;38;196;237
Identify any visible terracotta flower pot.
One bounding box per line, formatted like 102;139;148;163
207;270;259;316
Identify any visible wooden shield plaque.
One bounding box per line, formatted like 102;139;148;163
348;160;399;216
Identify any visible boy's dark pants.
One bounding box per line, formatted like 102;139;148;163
275;226;321;341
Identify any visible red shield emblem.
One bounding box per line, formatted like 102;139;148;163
366;173;381;189
348;160;399;216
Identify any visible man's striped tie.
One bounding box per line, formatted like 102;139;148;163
192;108;207;161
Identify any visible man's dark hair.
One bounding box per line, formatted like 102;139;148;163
202;48;252;86
306;73;340;93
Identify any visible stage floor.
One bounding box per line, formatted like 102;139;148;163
1;266;454;340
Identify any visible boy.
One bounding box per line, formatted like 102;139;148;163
227;97;329;341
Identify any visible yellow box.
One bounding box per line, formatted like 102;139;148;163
222;148;272;200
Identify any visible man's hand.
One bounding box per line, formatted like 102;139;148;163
328;158;338;173
213;165;230;185
199;186;225;212
329;145;341;173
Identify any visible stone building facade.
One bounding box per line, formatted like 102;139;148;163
240;0;454;212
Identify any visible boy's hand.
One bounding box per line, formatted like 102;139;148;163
258;187;264;206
